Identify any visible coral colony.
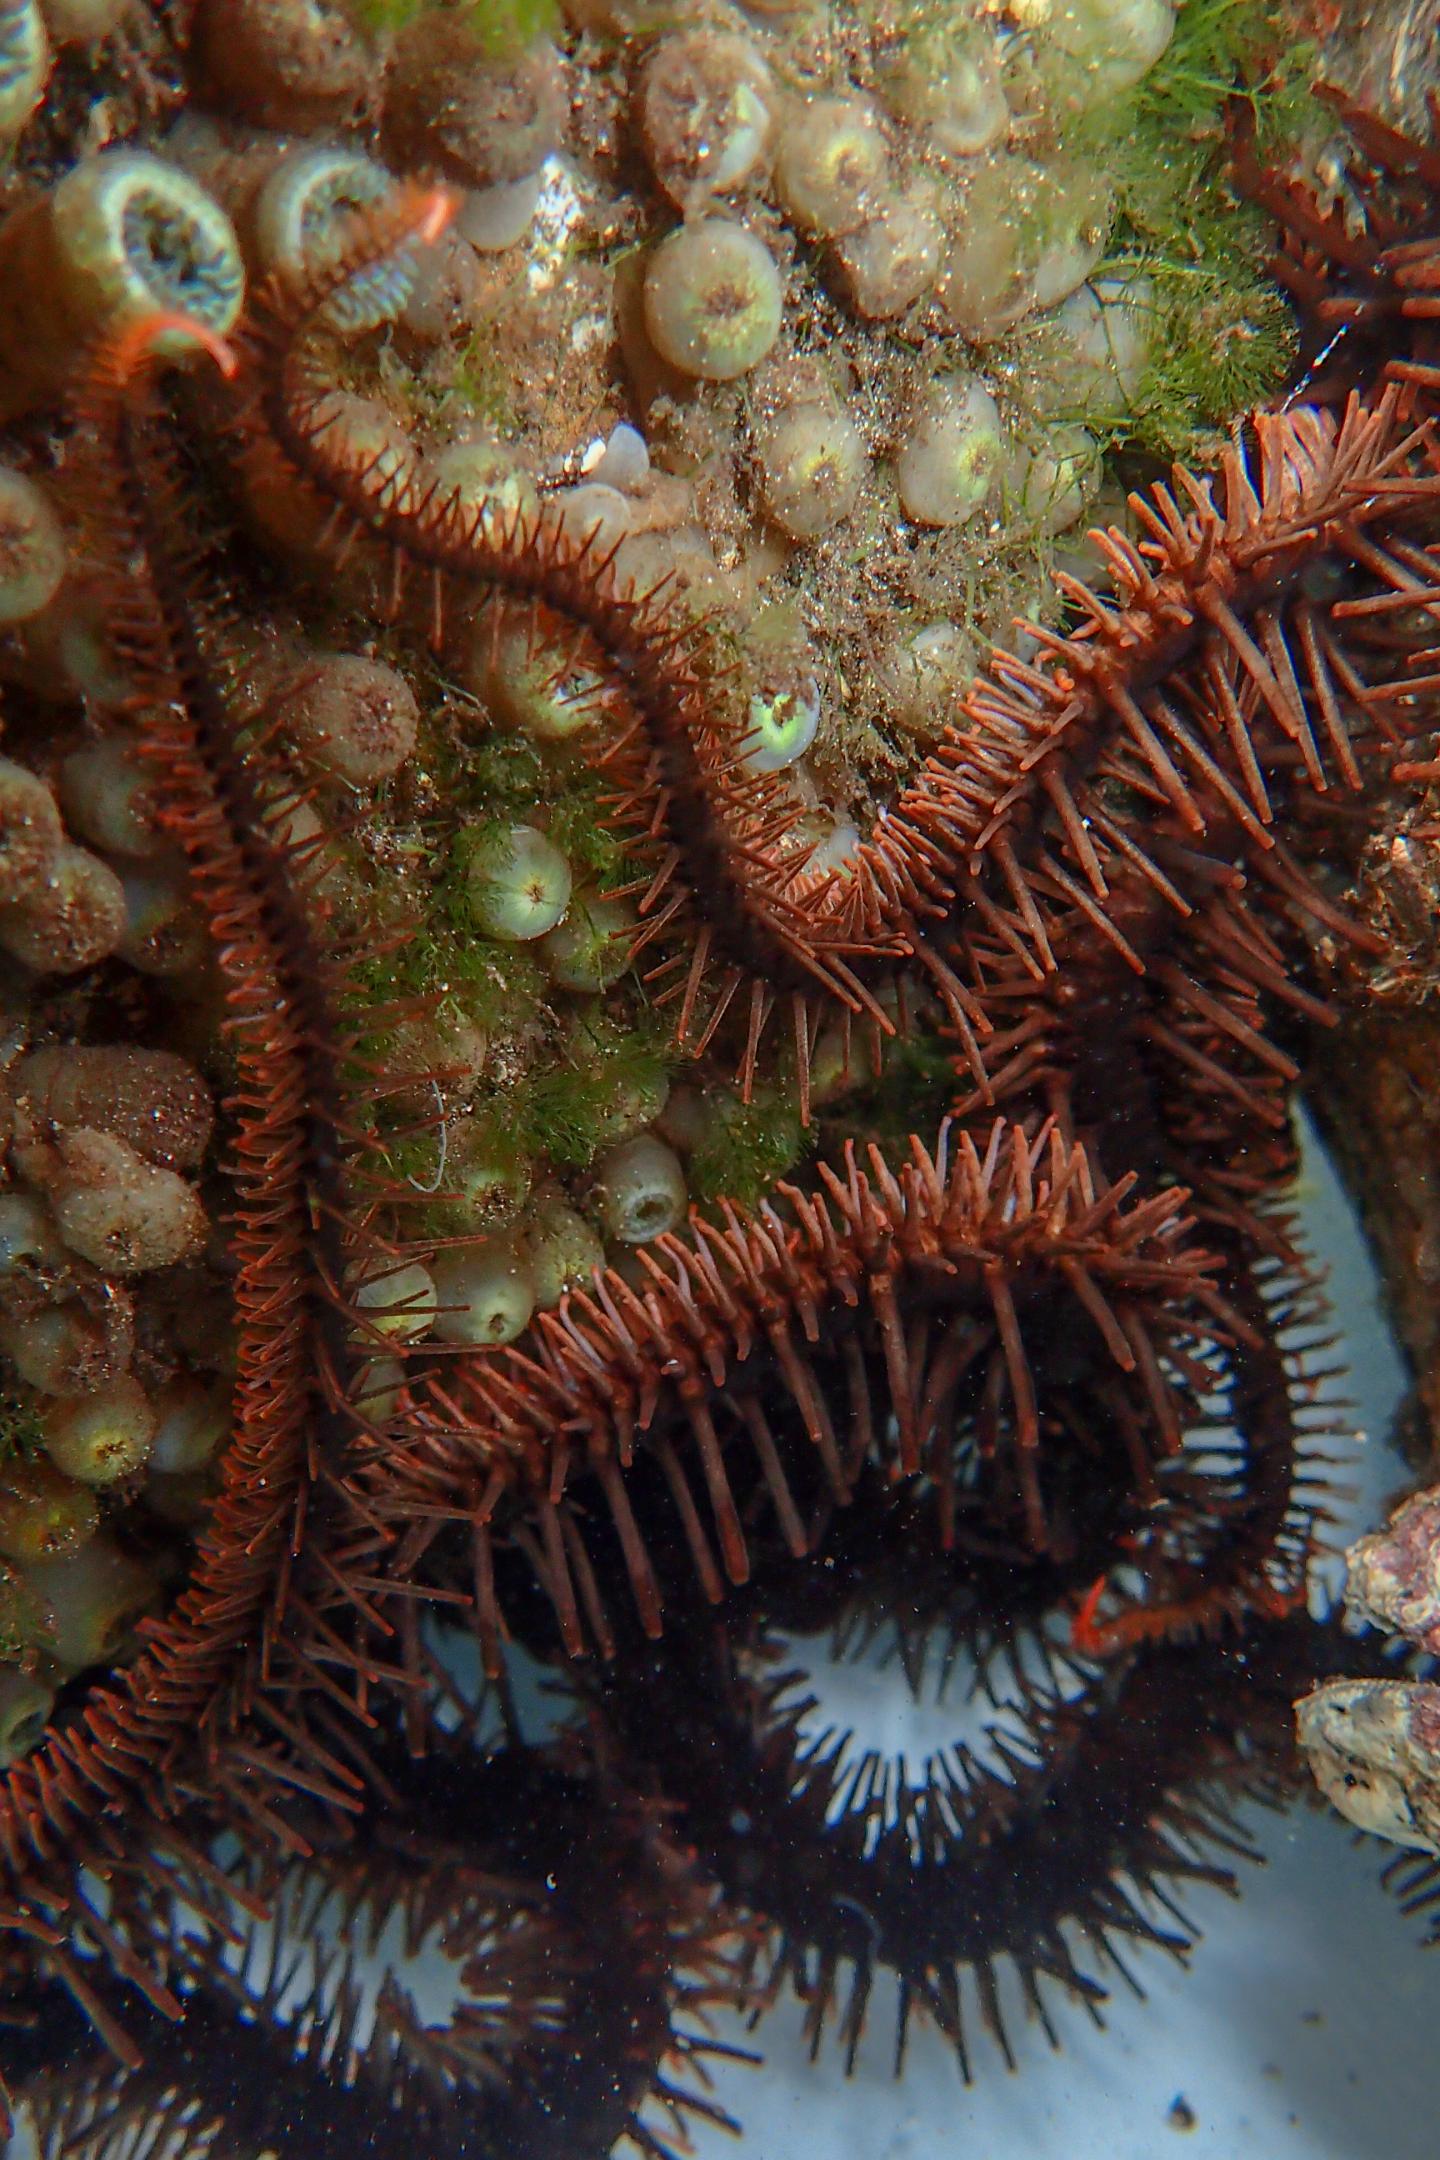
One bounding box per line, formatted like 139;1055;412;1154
0;0;1436;2152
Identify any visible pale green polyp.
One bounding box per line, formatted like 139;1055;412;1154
545;482;632;552
0;468;65;624
0;755;60;907
1029;162;1114;311
431;440;541;549
643;219;783;381
896;376;1004;528
540;889;635;991
466;824;573;940
800;814;860;881
119;862;207;977
758;407;866;540
833;194;943;320
0;1667;53;1769
593;1133;688;1244
349;1356;406;1429
711;80;771;190
772;95;887;238
639;29;778;206
808;1022;864;1107
524;1197;605;1308
742;680;821;773
59;736;163;860
351;1259;438;1342
430;1241;536;1347
1042;0;1176;107
586;1055;670;1150
42;1376;156;1486
877;19;1008;158
478;625;606;742
939;156;1111;339
1043;276;1156;418
438;1133;532;1233
874;619;975;733
54;149;245;349
1006;423;1099;535
24;1537;160;1674
147;1377;229;1474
